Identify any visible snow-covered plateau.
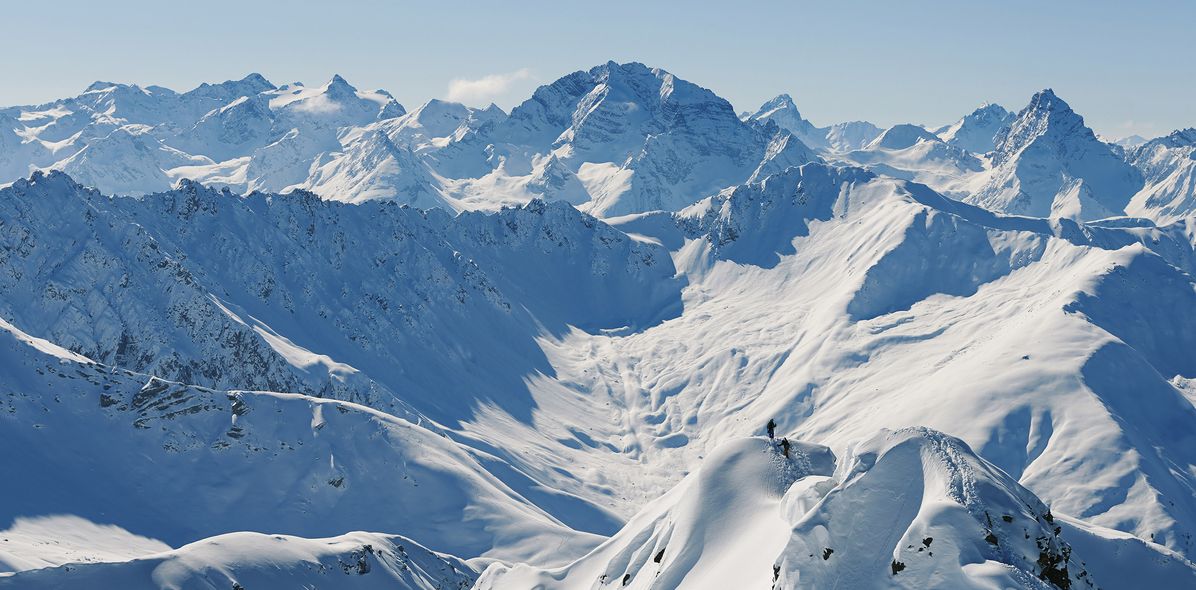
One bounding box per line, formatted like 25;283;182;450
1;62;1195;589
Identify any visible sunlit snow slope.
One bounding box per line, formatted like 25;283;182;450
3;61;1196;589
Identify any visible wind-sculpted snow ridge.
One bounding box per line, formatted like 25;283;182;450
478;431;1196;589
0;313;600;568
970;89;1144;220
0;531;476;590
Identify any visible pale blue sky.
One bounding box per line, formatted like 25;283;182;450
2;0;1192;138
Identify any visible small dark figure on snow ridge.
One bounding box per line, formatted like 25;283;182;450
766;419;776;439
780;438;791;458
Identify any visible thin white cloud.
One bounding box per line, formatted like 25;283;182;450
446;68;533;105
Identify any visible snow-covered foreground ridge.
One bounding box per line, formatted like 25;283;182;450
2;159;1196;588
479;433;1195;589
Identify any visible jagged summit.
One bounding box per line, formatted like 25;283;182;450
1150;127;1196;149
186;73;277;97
745;93;887;153
991;88;1084;165
970;88;1144;219
432;60;819;216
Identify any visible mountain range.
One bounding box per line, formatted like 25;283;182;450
2;62;1195;589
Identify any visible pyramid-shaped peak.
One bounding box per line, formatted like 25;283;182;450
1024;88;1075;115
324;74;357;93
752;94;802;119
764;93;796;108
992;89;1091;163
237;73;276;90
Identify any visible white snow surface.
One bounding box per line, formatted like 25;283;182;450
2;62;1196;589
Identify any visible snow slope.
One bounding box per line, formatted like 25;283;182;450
835;124;985;198
0;310;600;568
596;163;1196;561
1;531;476;590
3;62;1196;589
479;431;1196;590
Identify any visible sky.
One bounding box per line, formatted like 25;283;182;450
1;0;1192;138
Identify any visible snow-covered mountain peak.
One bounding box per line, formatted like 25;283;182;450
1125;128;1196;222
184;72;277;101
1152;127;1196;149
83;80;120;93
867;123;938;150
745;94;888;154
753;93;799;118
323;73;358;97
746;93;820;143
992;88;1087;165
268;74;404;121
970;88;1144;219
404;98;473;135
935;102;1014;154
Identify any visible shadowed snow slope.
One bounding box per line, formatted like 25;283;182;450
0;312;600;567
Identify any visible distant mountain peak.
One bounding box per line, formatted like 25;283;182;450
1158;127;1196;148
868;123;937;150
324;73;357;94
973;88;1143;219
753;93;802;120
84;80;120;93
936;102;1014;154
992;88;1088;165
